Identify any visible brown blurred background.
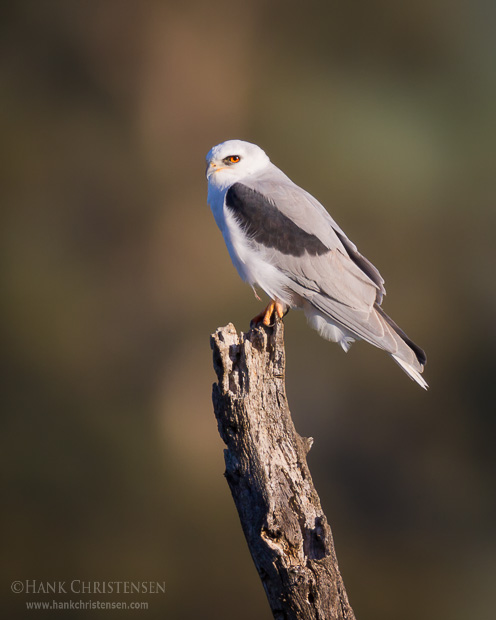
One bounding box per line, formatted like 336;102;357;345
2;1;495;618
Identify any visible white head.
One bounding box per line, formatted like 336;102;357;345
205;139;270;188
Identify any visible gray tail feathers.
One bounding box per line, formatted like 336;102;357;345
374;304;428;389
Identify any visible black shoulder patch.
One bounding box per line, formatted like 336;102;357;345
225;183;330;257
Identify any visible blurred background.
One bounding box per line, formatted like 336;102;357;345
2;1;495;618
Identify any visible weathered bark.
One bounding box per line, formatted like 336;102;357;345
210;320;356;620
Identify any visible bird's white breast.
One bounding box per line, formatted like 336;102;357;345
207;180;291;304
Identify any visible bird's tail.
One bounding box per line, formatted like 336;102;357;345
390;354;428;390
374;305;428;390
303;299;427;389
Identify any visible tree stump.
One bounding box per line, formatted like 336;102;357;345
210;320;356;620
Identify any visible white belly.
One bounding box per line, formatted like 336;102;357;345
222;208;293;305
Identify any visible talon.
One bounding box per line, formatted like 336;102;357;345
250;301;285;328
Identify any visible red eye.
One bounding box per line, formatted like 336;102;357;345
227;155;240;164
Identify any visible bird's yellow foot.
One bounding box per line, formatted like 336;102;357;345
250;301;285;327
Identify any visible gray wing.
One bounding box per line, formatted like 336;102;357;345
237;164;386;306
226;166;426;377
246;164;384;294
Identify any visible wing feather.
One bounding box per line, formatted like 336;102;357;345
239;166;400;351
243;165;386;304
269;249;390;346
239;165;420;358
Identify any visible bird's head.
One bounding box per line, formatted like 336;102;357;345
206;140;270;188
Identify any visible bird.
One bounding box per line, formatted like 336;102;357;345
205;139;427;389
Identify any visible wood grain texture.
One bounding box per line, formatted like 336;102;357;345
210;320;356;620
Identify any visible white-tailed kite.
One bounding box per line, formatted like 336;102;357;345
206;139;427;389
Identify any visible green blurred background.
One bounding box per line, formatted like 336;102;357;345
2;1;495;618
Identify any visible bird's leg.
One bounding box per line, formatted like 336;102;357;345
251;286;262;302
250;300;286;328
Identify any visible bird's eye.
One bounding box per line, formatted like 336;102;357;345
224;155;240;164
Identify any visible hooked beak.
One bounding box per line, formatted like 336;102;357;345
205;161;217;177
206;160;228;179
